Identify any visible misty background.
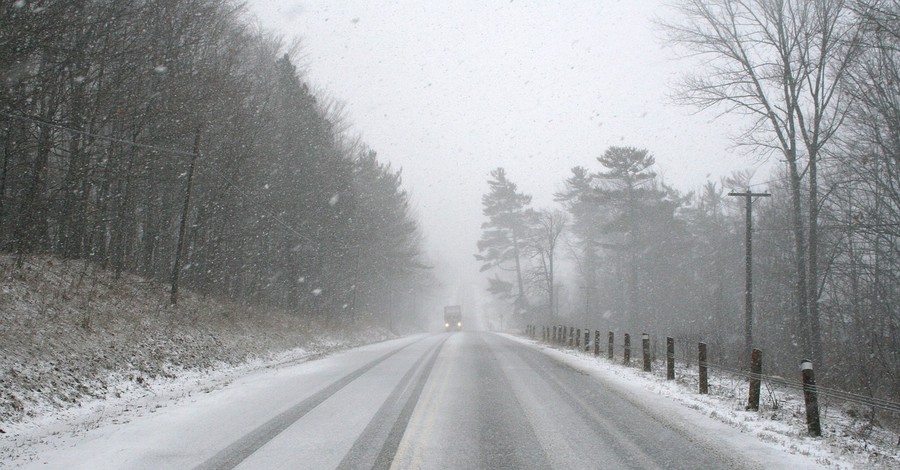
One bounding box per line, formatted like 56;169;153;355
248;1;762;299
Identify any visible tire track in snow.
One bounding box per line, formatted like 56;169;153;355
194;337;427;470
335;334;449;470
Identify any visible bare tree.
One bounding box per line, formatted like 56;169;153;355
662;0;862;367
0;0;429;324
529;209;568;319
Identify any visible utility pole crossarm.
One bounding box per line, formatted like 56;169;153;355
727;191;773;199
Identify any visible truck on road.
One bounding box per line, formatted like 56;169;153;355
443;305;462;331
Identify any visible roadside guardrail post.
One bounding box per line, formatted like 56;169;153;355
608;331;614;360
642;333;651;372
576;328;581;348
666;337;675;380
699;342;708;394
623;333;631;365
800;359;822;437
746;348;762;411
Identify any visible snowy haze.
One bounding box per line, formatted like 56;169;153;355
248;1;766;300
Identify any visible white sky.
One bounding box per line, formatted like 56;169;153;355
247;0;772;296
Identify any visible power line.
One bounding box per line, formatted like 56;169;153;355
700;361;900;414
1;111;196;158
196;164;318;245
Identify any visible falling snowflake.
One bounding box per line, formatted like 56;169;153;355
311;288;322;296
329;194;340;206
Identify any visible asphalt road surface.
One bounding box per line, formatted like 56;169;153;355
18;332;764;469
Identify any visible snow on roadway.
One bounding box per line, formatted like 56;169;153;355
1;332;896;469
0;335;427;469
501;333;899;469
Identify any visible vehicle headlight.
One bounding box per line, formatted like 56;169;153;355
457;321;462;327
445;323;449;327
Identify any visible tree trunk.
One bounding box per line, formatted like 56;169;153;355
787;159;811;358
807;149;823;369
513;234;526;313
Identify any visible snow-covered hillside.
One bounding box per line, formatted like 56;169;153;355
0;255;394;429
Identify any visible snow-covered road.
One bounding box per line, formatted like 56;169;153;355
7;332;827;469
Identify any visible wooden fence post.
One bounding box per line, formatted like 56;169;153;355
699;342;708;394
666;337;675;380
623;333;631;365
746;348;762;411
642;333;651;372
608;331;614;360
576;328;581;348
584;330;590;352
594;330;600;356
800;360;822;437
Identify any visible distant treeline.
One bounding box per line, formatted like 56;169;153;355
0;0;429;322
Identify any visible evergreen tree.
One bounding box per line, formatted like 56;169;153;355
592;146;682;330
476;168;535;316
555;166;607;321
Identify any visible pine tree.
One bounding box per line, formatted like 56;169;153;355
592;146;680;330
476;168;535;315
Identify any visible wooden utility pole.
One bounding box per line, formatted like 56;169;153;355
170;126;202;306
728;190;771;366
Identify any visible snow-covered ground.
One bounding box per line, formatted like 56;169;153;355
0;255;398;464
0;334;412;468
0;329;896;468
503;333;900;469
1;256;896;468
